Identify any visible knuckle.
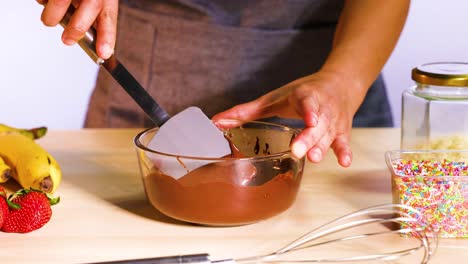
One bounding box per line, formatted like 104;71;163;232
100;8;114;21
66;24;88;38
303;133;317;148
77;0;103;11
87;0;104;11
51;0;71;7
293;84;310;96
318;107;332;126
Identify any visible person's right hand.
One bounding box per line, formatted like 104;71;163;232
213;70;359;168
37;0;118;60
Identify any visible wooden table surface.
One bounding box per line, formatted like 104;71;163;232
0;128;466;264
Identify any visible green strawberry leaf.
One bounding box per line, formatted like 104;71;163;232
31;188;60;206
7;188;60;208
7;199;20;210
47;194;60;206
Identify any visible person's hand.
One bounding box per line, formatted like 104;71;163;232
213;71;363;167
37;0;118;60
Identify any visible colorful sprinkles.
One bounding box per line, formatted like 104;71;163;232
392;159;468;238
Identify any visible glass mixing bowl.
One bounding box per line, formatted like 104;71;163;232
134;120;305;226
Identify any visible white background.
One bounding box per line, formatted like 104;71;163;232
1;0;468;129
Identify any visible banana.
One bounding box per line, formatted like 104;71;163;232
0;133;61;193
0;123;47;140
0;156;12;183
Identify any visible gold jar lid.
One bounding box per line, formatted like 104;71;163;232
412;62;468;87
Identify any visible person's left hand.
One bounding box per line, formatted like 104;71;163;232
213;71;363;167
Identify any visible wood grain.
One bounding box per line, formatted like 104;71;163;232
0;128;466;263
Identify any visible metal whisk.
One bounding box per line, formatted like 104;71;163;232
232;204;438;263
89;204;438;264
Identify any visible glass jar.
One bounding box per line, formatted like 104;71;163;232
401;62;468;150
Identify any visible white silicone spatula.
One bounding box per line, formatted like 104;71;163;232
148;106;229;157
148;106;231;179
55;5;231;174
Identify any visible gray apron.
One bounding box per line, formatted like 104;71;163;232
84;0;393;128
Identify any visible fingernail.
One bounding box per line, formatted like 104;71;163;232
292;141;307;158
101;44;114;59
340;154;352;167
310;148;322;162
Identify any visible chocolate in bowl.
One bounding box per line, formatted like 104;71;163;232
134;120;305;226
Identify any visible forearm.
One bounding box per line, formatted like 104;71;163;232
321;0;410;110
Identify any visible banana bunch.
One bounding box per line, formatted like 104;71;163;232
0;156;11;183
0;123;47;140
0;124;61;193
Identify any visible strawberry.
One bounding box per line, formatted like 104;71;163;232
2;189;60;233
0;186;8;229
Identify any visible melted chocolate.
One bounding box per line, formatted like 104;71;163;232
142;136;301;225
143;167;300;226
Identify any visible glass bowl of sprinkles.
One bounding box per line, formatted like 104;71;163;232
386;150;468;238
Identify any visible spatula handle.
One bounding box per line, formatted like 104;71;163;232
59;5;104;64
51;3;171;126
87;253;214;264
